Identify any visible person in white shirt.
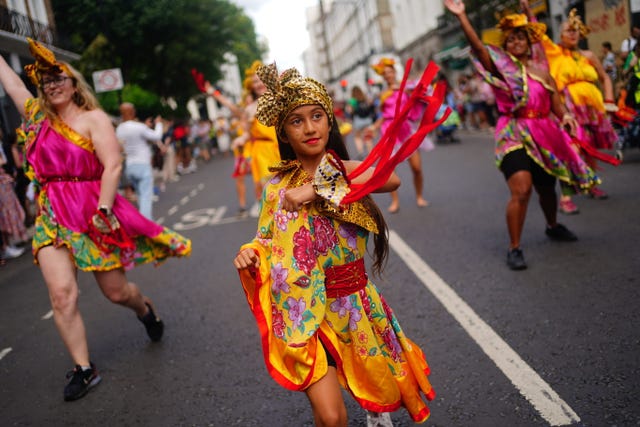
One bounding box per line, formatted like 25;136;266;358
620;23;640;64
115;103;163;219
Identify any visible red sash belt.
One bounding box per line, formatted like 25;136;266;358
325;258;368;298
510;109;548;119
41;177;99;184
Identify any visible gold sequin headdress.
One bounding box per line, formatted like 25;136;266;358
256;62;334;133
566;8;590;39
23;37;72;86
242;60;263;92
497;14;547;45
370;57;395;76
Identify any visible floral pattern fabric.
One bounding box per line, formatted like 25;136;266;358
238;162;434;423
473;46;600;192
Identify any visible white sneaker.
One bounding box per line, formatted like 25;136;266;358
249;201;260;218
187;160;198;173
3;245;25;259
366;411;394;427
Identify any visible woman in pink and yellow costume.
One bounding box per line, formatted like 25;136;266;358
0;39;190;401
524;3;618;212
370;57;429;213
445;0;599;270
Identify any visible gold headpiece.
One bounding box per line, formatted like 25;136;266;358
497;14;547;45
243;60;263;92
256;62;334;132
23;38;72;86
371;58;395;76
566;8;590;39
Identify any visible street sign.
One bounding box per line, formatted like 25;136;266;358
92;68;124;93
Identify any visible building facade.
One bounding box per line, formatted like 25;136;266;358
305;0;397;100
304;0;637;96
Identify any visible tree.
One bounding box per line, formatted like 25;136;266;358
52;0;265;108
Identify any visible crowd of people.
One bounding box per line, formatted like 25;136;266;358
0;127;32;265
0;1;632;424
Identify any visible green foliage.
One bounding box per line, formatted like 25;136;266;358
53;0;265;110
97;83;165;118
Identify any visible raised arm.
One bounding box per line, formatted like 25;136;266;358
0;54;34;117
204;81;244;118
520;0;533;21
443;0;496;75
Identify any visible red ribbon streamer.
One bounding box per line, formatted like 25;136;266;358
191;68;207;93
571;137;621;167
86;210;136;254
341;60;449;205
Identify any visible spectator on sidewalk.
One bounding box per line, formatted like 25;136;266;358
115;103;163;219
0;143;27;259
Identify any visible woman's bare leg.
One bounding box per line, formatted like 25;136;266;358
94;269;148;317
407;151;428;207
38;246;90;366
505;171;533;249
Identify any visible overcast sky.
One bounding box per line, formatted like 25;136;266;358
231;0;318;72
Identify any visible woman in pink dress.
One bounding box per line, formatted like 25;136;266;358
0;39;191;401
445;0;599;270
369;58;429;213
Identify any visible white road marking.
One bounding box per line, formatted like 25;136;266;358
0;347;12;361
172;207;229;230
197;183;204;190
389;230;581;426
190;189;198;197
41;310;53;320
168;206;179;216
156;217;165;225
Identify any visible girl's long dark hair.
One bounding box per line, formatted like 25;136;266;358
278;118;390;276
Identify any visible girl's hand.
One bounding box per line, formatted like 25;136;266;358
231;135;246;149
233;248;260;270
444;0;465;15
282;183;315;212
561;114;578;137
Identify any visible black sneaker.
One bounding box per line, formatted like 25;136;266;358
63;363;101;401
545;224;578;241
236;207;248;218
506;248;527;270
138;302;164;342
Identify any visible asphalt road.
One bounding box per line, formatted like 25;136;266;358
1;129;639;426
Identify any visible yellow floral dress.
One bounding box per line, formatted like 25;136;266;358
237;161;434;422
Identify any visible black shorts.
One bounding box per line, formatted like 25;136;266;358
321;339;337;368
500;148;556;187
